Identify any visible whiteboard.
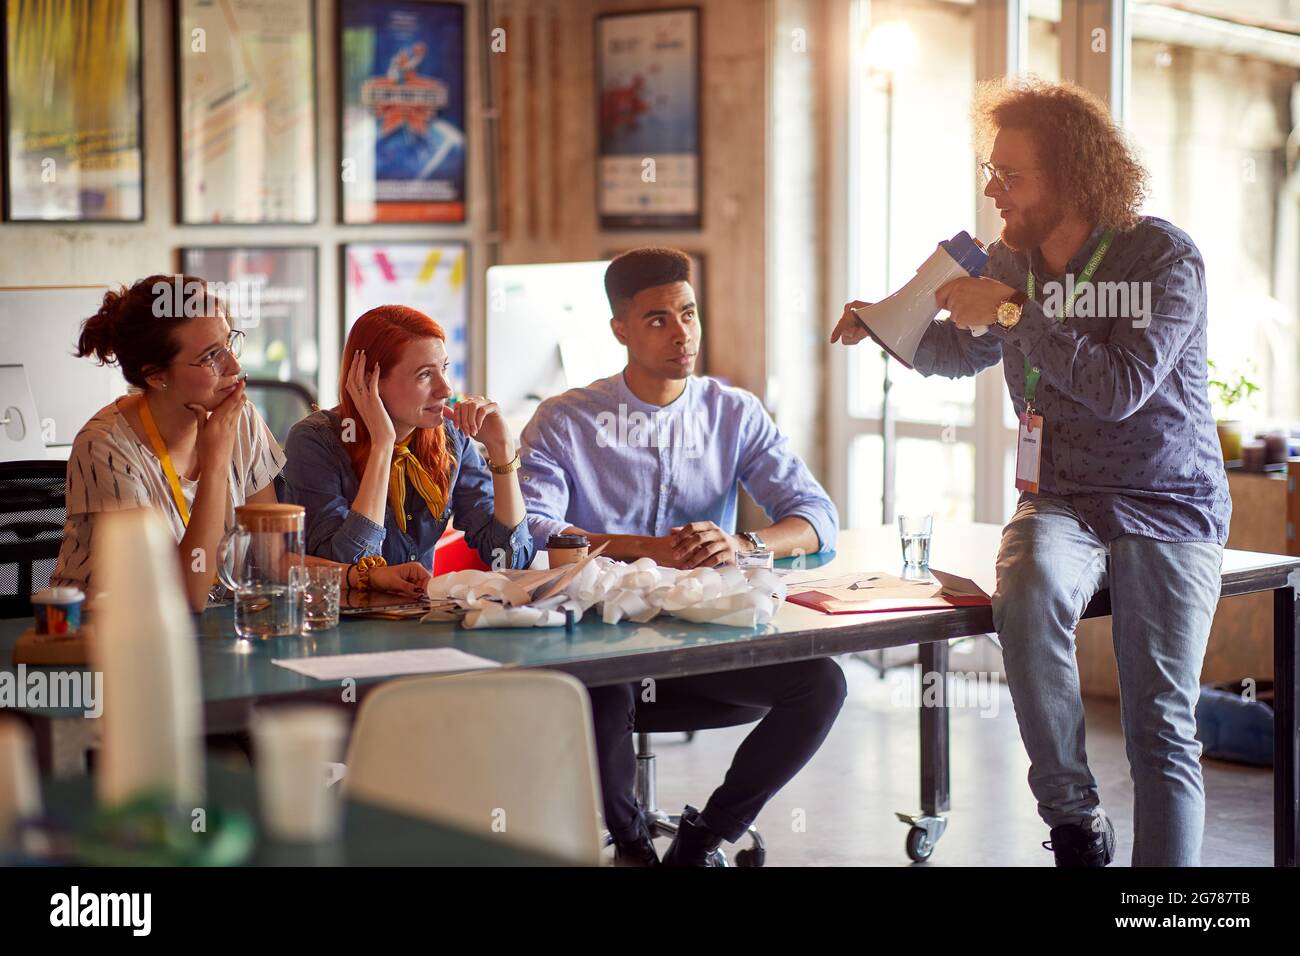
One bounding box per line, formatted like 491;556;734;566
0;286;129;448
485;261;626;427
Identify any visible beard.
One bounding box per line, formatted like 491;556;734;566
1000;194;1066;253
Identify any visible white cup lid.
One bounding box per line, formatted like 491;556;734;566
32;587;85;605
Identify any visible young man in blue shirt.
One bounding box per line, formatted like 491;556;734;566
521;248;846;866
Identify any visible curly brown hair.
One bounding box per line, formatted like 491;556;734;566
973;76;1148;232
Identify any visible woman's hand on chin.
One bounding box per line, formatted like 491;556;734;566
443;396;512;460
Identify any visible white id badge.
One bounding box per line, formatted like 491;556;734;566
1015;412;1044;493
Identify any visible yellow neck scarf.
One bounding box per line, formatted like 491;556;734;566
389;437;447;533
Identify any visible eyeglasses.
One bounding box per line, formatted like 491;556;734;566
187;330;244;375
979;161;1038;193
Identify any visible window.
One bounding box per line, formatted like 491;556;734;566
1026;0;1061;80
832;0;1300;534
1126;0;1300;425
836;0;1019;528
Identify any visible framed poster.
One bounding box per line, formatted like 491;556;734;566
180;246;320;395
176;0;318;224
596;7;701;230
338;0;466;224
342;242;469;393
3;0;143;221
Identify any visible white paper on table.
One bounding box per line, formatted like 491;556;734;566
781;570;935;592
272;648;503;682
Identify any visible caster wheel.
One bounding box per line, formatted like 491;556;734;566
735;847;766;867
906;826;935;862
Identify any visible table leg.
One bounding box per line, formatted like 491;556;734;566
919;639;951;817
896;639;951;861
1275;576;1299;868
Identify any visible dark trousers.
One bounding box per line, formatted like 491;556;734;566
589;658;848;843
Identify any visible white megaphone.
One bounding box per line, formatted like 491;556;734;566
851;231;990;369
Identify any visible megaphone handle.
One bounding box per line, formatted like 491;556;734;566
970;325;990;337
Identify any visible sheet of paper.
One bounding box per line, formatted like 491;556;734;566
272;648;503;682
928;568;987;598
783;569;988;599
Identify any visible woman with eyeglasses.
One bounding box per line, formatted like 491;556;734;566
53;274;431;610
282;304;533;573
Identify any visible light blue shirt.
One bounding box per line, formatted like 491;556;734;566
520;372;838;554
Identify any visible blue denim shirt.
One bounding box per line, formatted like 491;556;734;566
282;409;534;569
912;216;1231;545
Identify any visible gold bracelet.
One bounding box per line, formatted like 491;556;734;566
487;451;520;475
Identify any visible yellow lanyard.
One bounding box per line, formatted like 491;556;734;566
136;395;192;527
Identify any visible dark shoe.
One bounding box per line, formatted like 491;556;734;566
1044;811;1115;867
613;817;661;867
662;805;725;867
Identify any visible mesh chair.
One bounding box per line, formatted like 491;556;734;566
0;461;68;619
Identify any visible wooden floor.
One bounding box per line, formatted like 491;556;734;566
644;654;1274;867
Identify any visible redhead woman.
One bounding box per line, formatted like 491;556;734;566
282;305;533;571
52;275;430;610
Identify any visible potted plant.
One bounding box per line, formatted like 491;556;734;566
1207;360;1260;462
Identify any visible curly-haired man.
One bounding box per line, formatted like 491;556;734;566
834;78;1230;867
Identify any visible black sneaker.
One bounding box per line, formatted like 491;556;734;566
1043;812;1116;867
613;817;660;867
662;805;725;867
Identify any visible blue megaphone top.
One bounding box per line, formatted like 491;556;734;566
940;231;988;277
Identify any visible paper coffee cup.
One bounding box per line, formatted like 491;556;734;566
252;706;348;843
31;587;84;635
547;533;590;567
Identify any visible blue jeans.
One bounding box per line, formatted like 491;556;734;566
992;495;1223;866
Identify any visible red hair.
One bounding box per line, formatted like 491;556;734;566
338;305;455;503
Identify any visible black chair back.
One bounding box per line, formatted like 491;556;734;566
243;378;318;449
0;460;68;619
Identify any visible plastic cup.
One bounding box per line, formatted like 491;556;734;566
252;706;349;843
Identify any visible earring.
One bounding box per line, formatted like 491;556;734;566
161;383;168;390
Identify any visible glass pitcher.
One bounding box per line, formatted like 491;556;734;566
218;504;307;639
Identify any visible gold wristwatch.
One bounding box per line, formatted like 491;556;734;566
353;555;387;591
996;290;1029;329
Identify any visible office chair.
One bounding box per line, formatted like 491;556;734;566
243;378;318;449
0;460;68;619
243;379;317;503
620;731;767;867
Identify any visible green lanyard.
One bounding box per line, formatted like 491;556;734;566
1022;229;1115;407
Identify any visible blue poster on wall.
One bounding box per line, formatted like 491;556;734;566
340;0;466;224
